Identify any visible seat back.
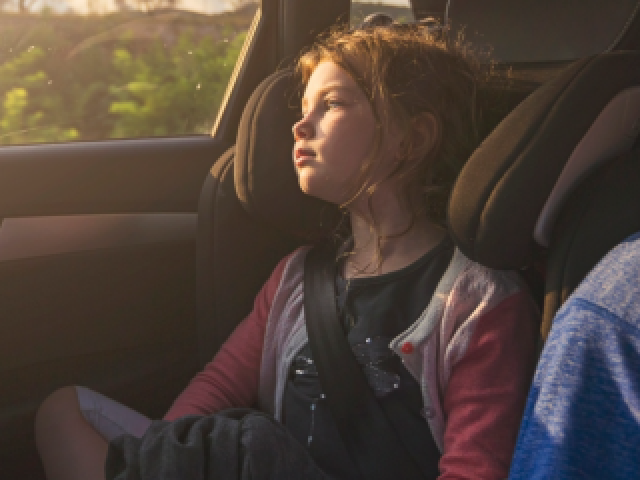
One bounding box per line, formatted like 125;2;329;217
195;70;338;367
198;47;640;367
195;56;534;365
543;147;640;338
195;146;300;367
448;51;640;340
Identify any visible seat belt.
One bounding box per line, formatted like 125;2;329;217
304;242;430;480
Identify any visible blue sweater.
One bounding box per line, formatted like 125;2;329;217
509;232;640;479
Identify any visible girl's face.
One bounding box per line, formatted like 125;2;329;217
292;61;401;206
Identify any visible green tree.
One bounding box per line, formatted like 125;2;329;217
0;44;80;144
0;12;249;145
108;30;246;138
0;87;78;144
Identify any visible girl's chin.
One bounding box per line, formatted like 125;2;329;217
295;172;318;196
296;170;350;205
297;180;341;205
297;182;324;200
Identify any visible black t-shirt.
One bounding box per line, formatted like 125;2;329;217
283;238;453;479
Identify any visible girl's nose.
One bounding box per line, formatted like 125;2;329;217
292;116;313;141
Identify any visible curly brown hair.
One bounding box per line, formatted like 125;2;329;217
295;23;482;227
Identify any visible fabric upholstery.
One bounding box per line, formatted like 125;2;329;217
449;51;640;269
234;68;339;240
542;148;640;339
196;146;300;368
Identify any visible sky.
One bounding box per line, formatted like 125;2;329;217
34;0;410;15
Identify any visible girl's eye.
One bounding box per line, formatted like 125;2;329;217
325;99;343;109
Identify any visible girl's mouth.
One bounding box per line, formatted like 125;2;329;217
294;147;316;166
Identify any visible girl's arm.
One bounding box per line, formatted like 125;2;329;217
163;254;291;421
438;291;539;479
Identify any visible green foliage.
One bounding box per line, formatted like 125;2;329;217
108;30;244;138
0;87;79;143
0;12;248;145
0;3;410;146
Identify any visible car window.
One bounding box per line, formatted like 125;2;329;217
0;0;258;146
351;0;414;28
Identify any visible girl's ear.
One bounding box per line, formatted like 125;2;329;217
406;112;439;162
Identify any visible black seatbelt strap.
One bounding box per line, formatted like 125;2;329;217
304;242;427;480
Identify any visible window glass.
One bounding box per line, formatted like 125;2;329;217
351;0;414;28
0;0;257;145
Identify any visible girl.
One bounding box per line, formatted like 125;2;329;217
35;21;539;480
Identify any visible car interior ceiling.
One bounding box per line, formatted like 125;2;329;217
5;0;640;478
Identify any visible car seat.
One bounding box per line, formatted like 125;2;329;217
448;49;640;340
196;43;640;371
193;53;538;367
195;69;339;367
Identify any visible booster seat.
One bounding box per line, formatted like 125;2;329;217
448;49;640;340
196;5;640;367
195;69;338;367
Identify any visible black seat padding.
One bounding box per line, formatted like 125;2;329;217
449;51;640;270
196;71;339;368
196;146;303;367
235;68;340;239
447;0;640;63
448;50;640;341
542;148;640;338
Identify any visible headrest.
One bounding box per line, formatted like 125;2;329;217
234;69;339;239
448;51;640;269
447;0;640;62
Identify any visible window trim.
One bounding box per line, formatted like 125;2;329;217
211;7;263;139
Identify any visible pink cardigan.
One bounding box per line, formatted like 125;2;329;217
165;247;539;479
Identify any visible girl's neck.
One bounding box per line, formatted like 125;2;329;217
344;192;446;279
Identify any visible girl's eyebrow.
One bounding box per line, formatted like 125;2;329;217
302;85;358;107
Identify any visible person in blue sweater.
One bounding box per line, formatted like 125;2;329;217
509;231;640;480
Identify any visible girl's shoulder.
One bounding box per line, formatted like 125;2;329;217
446;248;528;301
256;247;311;308
438;249;540;371
280;244;527;297
265;245;312;302
436;248;538;335
277;245;312;279
278;244;531;310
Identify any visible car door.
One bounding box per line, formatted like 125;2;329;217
0;2;280;477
